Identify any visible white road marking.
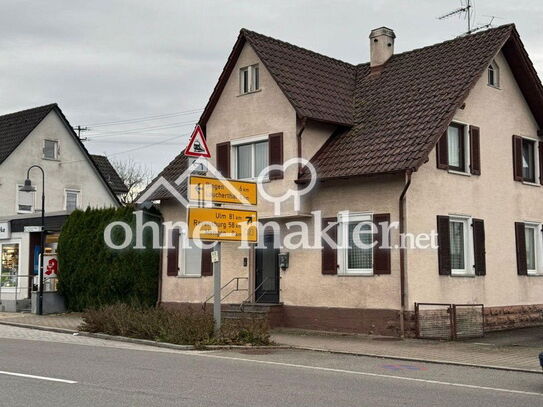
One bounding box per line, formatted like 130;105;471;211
0;370;77;384
189;352;543;397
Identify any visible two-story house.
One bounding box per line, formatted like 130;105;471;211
0;103;127;311
142;24;543;336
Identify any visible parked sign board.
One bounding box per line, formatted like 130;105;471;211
188;176;257;206
187;207;257;242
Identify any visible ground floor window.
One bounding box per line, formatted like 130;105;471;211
338;213;374;275
1;242;20;288
524;223;541;275
178;231;202;277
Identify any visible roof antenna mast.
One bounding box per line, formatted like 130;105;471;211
438;0;474;34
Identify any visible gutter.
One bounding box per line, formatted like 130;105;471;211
399;169;412;338
296;117;307;177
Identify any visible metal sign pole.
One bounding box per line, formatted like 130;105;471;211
213;242;221;333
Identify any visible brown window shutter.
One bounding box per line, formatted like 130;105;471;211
321;217;338;275
437;215;451;275
373;213;391;275
515;222;527;275
268;133;284;180
469;126;481;175
472;218;486;276
539;142;543;185
436;131;449;170
166;228;180;276
512;135;523;181
216;142;230;178
201;244;213;276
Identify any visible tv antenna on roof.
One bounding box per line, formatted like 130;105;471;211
438;0;474;34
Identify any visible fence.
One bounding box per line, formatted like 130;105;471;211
0;274;59;312
415;303;485;340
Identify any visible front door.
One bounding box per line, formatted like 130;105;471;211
255;234;279;303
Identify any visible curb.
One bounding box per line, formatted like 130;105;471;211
282;344;543;375
0;320;288;351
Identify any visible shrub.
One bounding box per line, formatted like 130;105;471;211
57;206;160;311
80;304;272;346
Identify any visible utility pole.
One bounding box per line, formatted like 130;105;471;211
73;126;89;141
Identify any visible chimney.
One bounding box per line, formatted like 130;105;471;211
369;27;395;67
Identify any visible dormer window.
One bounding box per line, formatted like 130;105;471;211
240;64;260;94
488;60;500;88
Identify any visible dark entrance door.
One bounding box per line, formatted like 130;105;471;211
255;234;279;303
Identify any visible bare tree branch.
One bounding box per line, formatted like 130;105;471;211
111;157;154;204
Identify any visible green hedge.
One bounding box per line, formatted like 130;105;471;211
57;206;160;311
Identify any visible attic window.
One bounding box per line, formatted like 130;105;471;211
240;64;260;94
488;60;500;88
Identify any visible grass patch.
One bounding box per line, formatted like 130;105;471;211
80;304;272;347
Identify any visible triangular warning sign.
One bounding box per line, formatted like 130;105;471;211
184;125;211;158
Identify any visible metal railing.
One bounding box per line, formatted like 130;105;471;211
0;273;59;312
240;277;269;311
202;277;248;310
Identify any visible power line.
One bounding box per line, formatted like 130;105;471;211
83;108;203;128
85;120;197;138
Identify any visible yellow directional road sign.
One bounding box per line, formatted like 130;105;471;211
187;207;258;242
188;176;257;205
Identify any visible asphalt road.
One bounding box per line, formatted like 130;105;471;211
0;326;542;407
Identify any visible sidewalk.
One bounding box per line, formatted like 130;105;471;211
271;329;543;373
0;312;540;373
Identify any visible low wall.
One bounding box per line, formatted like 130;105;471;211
484;304;543;331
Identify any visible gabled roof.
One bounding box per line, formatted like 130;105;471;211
140;153;188;201
196;24;543;181
0;104;57;165
0;103;123;204
90;155;129;194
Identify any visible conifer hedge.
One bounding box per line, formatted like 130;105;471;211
57;206;161;311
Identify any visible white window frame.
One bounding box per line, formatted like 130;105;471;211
487;60;500;88
520;136;540;186
0;240;22;291
178;230;202;277
16;184;35;214
524;222;543;276
239;64;260;94
447;121;471;176
449;215;475;276
43;139;60;160
64;189;81;212
337;212;374;276
231;134;269;180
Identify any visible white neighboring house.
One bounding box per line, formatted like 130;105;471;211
0;104;127;311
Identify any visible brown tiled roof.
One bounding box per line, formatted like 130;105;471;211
303;24;523;179
140;153;188;201
90;155;129;194
155;24;542;187
0;104;57;165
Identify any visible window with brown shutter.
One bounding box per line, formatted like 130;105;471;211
201;244;213;276
469;126;481;175
166;228;180;276
321;217;338;275
268;132;284;180
512;135;523;181
216;142;231;178
515;222;528;275
472;218;486;275
373;213;391;275
437;215;451;275
436;131;449;170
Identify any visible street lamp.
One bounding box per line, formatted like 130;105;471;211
20;165;45;315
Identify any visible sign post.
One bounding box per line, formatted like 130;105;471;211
212;243;221;333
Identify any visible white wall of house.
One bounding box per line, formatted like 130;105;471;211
407;50;543;309
0;110;118;218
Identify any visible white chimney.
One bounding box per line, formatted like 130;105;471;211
369;27;395;67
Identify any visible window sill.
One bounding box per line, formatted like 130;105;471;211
338;273;374;277
447;169;471;177
450;273;477;278
42;157;60;162
177;275;202;279
487;84;501;90
521;181;540;187
238;89;262;97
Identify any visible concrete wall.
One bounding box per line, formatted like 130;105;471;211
0;110;118;218
406;50;543;310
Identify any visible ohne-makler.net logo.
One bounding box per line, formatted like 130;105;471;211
105;157;438;251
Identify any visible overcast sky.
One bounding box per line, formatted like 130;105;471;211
1;0;542;175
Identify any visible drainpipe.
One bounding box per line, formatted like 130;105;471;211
296;117;307;177
399;170;412;338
